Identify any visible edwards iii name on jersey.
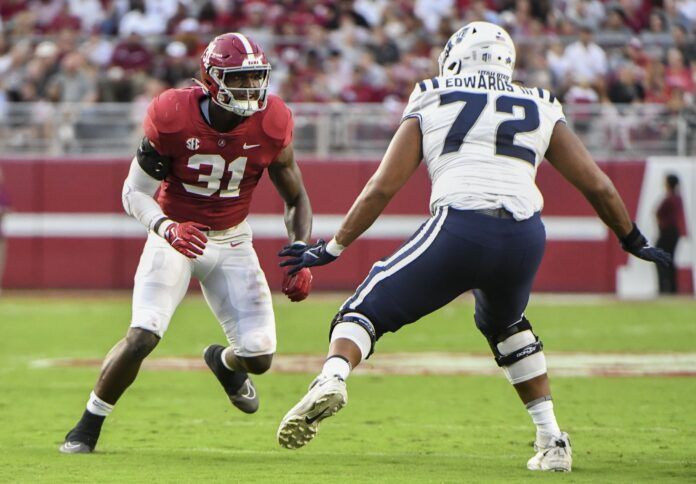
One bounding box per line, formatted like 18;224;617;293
402;69;565;221
144;86;293;230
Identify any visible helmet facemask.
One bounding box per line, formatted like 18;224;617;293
208;64;271;117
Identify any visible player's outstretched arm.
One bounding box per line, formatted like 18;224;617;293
545;122;670;266
279;118;423;274
269;142;314;301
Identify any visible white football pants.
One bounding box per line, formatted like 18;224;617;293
130;220;276;357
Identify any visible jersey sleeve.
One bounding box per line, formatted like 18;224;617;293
401;83;425;124
542;90;566;126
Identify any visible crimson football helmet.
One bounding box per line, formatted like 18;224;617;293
198;33;271;116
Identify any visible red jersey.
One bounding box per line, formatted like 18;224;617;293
143;87;293;230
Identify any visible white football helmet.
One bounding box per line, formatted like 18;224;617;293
438;22;516;77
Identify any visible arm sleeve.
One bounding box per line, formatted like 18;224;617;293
122;157;172;234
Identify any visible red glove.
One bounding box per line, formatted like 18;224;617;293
164;221;210;258
282;267;313;302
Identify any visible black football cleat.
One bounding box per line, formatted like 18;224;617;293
59;410;105;454
203;344;259;414
59;428;98;454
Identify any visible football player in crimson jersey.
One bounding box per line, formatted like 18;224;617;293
60;33;313;453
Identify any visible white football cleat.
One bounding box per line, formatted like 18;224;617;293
277;375;347;449
527;431;572;472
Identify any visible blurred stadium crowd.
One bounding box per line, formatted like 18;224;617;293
0;0;694;110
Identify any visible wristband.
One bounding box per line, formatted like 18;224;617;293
619;223;644;250
153;217;173;237
326;237;346;257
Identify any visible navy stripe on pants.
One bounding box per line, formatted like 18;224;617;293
340;208;546;342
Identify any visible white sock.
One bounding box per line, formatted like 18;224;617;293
320;356;351;381
86;391;114;417
221;347;235;371
527;398;561;443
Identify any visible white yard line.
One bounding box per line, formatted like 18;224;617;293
31;352;696;377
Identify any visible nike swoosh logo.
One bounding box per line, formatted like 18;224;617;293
62;442;82;450
230;241;243;248
306;252;319;259
305;407;328;425
239;381;256;400
243;143;261;149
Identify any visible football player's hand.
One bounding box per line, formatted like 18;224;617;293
164;221;210;258
282;267;313;302
620;223;671;267
279;239;338;275
278;241;309;258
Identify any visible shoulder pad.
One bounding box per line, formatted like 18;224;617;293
261;95;293;144
147;89;189;134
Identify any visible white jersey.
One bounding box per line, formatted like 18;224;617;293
402;68;565;220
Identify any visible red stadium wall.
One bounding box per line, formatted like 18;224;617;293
0;158;691;293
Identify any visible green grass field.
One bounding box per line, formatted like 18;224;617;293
1;294;695;483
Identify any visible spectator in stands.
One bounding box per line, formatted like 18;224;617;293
110;30;152;73
156;40;195;88
46;52;97;103
603;4;632;35
67;0;104;33
655;174;686;293
118;0;164;37
671;24;696;66
644;56;670;103
608;64;645;103
565;0;606;31
0;167;10;295
367;26;400;65
414;0;454;34
561;26;608;94
664;47;694;94
30;0;63;32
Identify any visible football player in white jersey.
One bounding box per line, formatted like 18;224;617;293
276;22;670;472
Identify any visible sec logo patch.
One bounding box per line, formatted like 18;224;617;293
186;138;200;150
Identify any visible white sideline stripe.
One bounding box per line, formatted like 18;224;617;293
3;213;607;240
30;352;696;377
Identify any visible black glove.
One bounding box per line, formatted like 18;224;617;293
279;239;338;275
278;241;308;258
620;223;672;268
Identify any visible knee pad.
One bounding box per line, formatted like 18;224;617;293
329;311;376;359
238;330;275;357
489;317;546;385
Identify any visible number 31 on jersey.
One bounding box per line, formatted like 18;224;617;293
182;155;248;198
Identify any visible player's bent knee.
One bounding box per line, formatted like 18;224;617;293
488;317;546;385
329;311;377;360
124;327;160;361
239;354;273;374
